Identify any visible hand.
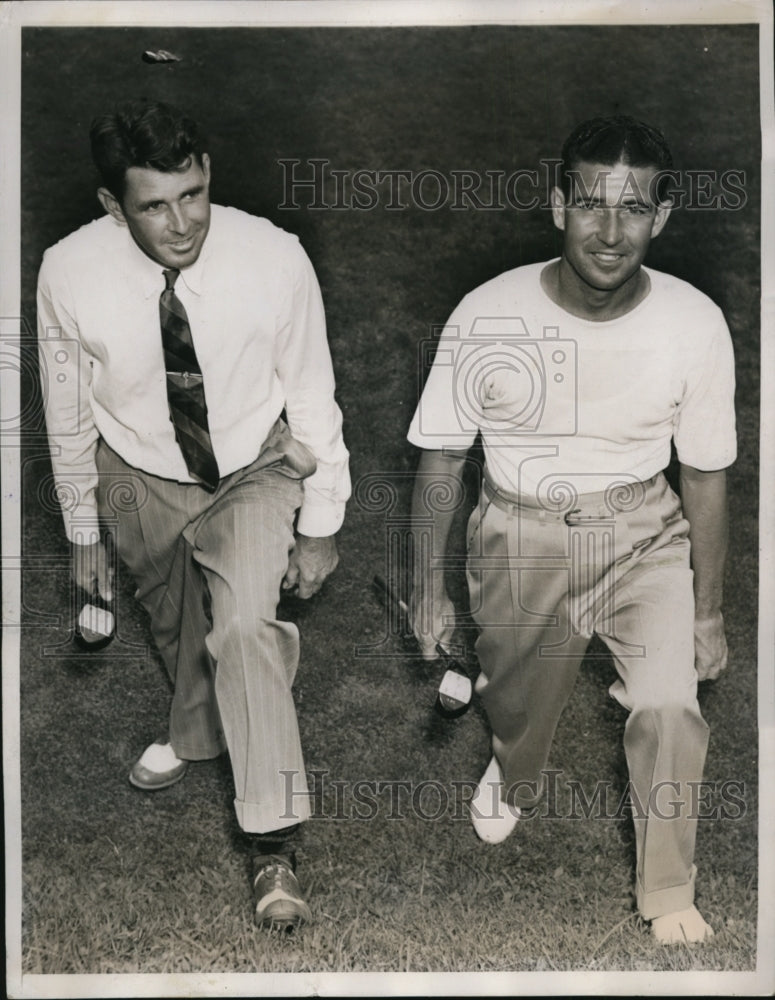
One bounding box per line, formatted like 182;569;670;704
71;540;114;602
694;611;728;681
282;534;339;599
409;579;456;661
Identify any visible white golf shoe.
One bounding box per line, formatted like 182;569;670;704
470;756;521;844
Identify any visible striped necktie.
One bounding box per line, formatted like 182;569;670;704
160;268;220;491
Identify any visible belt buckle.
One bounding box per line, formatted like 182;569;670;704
564;506;612;525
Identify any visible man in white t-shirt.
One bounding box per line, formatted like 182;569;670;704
407;115;735;944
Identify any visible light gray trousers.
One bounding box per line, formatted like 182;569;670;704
96;420;313;833
467;471;707;920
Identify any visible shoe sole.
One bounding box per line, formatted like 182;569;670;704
256;900;311;932
128;762;188;790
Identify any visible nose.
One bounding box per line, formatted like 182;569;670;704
598;208;623;246
166;202;187;234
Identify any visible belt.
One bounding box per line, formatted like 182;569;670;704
482;471;656;525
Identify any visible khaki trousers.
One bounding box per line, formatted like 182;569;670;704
95;420;314;833
467;471;707;920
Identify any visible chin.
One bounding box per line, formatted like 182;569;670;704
585;266;639;291
162;247;201;269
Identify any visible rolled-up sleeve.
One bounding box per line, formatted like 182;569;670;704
673;309;737;471
407;295;480;451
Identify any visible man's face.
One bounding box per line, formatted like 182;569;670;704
551;160;670;294
102;154;211;270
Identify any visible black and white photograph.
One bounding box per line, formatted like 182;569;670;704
2;1;773;996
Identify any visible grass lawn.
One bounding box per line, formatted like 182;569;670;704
15;19;762;986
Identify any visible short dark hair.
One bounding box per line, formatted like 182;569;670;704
560;115;674;203
90;100;206;201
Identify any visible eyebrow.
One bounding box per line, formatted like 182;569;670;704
576;194;652;209
136;183;206;211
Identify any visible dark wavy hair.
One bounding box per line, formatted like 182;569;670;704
90;100;207;201
560;115;674;203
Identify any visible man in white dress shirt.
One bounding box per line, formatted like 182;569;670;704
37;100;350;929
407;116;735;944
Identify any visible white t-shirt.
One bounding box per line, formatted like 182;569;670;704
407;260;736;503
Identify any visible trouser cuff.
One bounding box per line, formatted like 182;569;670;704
235;792;312;833
637;864;696;921
169;736;227;761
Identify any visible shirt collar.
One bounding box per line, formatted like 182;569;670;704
174;242;207;296
130;218;213;299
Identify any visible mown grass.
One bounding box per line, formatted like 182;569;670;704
18;21;761;984
21;801;758;974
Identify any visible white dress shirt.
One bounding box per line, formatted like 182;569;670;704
37;204;350;542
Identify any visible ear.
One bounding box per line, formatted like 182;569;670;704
550;186;566;231
201;152;211;186
650;201;671;239
97;187;127;225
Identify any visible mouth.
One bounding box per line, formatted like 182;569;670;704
590;251;626;265
168;235;197;252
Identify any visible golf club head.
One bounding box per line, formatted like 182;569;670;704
434;644;474;717
74;602;115;651
436;666;473;716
